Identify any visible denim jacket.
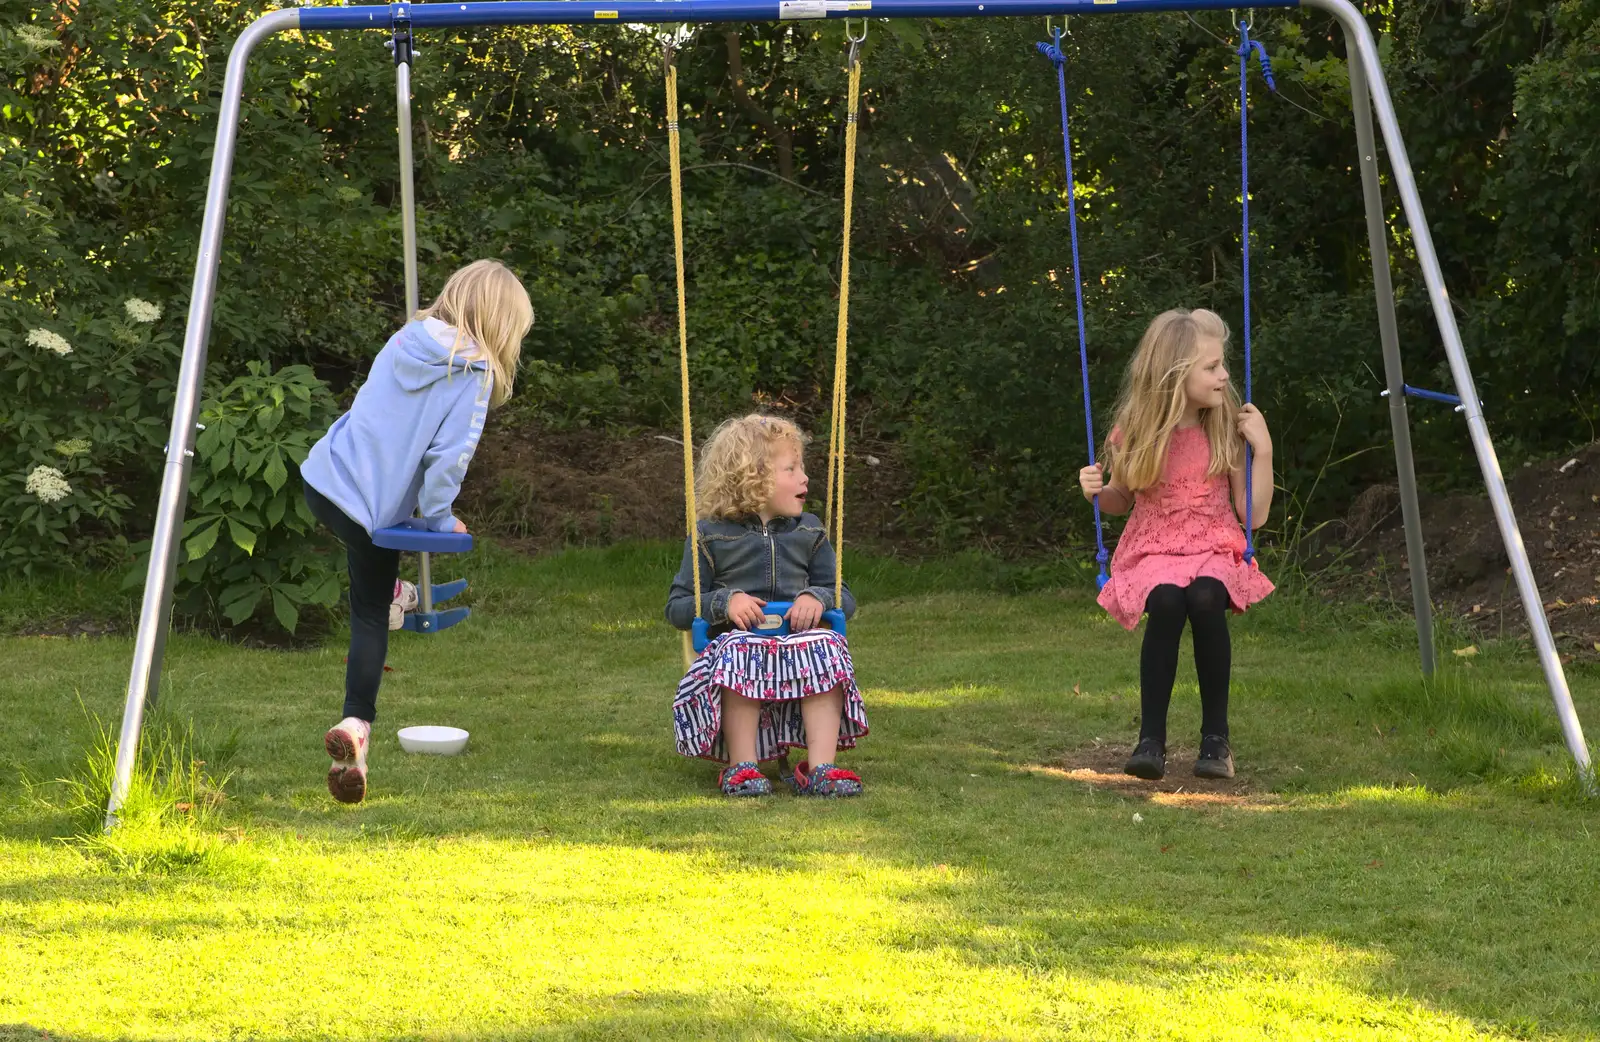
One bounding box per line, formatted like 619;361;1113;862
665;512;857;635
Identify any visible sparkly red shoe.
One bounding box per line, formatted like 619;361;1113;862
790;761;863;798
718;761;773;797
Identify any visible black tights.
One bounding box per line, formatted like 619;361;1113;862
304;484;399;723
1139;578;1231;744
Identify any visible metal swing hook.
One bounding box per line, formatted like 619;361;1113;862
659;22;696;67
845;17;867;67
1230;8;1256;32
1044;15;1070;39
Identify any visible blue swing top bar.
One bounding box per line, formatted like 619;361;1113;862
299;0;1299;32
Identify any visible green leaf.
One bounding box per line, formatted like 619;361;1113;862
228;518;257;555
309;573;342;605
271;588;300;633
263;450;288;493
232;483;252;508
265;493;286;527
185;521;221;561
222;586;262;625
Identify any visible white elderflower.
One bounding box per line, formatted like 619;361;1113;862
25;465;72;504
26;328;73;356
14;25;60;52
54;438;92;458
124;298;162;323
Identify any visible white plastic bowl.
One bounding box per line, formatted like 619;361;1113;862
397;725;470;756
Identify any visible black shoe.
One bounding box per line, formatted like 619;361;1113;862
1124;737;1167;780
1194;734;1235;779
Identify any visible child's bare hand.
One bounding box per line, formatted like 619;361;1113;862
1079;463;1106;500
786;593;825;631
1237;404;1272;454
727;592;768;630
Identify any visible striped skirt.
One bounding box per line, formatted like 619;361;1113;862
673;629;869;764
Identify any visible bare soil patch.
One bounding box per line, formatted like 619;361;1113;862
1323;440;1600;657
458;417;912;554
1033;742;1276;808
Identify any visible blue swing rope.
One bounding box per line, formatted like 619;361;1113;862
1037;27;1109;589
1237;19;1274;564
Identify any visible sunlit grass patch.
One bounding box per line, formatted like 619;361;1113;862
2;544;1596;1040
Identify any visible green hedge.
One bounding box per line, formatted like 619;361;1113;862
4;1;1597;630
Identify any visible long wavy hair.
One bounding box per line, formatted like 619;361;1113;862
696;414;809;520
1103;308;1242;491
416;259;533;408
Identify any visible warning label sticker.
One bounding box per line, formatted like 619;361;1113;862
779;0;828;19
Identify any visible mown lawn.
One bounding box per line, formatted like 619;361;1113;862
2;543;1597;1041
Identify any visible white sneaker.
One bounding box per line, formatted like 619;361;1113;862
324;717;371;803
388;579;419;630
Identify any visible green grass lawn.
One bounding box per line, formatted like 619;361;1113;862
2;543;1598;1041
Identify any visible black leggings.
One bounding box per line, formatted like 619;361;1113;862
304;484;399;723
1139;578;1231;744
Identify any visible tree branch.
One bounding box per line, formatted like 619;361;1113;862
724;29;795;180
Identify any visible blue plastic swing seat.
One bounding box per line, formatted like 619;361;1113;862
372;518;474;554
372;520;473;634
691;600;848;654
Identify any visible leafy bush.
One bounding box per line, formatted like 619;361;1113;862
6;0;1599;584
0;296;178;574
137;363;342;635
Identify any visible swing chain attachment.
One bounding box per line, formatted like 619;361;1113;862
1036;24;1067;66
659;22;696;70
1234;12;1276;91
1229;7;1255;32
387;3;415;66
845;17;867;68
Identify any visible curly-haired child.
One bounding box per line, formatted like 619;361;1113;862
666;414;867;798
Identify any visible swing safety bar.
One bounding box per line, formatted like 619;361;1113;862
692;602;849;655
106;0;1594;828
1383;385;1465;409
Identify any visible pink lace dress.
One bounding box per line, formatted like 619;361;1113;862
1097;425;1275;630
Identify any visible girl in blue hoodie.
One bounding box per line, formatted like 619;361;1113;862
300;259;532;803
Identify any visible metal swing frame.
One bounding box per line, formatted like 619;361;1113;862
106;0;1593;825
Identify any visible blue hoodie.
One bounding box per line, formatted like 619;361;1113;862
301;319;492;535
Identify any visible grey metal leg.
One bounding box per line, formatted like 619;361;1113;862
1347;52;1436;677
106;9;301;828
1308;0;1594;787
395;48;435;615
396;60;420;320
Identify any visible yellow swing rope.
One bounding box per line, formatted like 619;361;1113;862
665;41;699;668
669;29;860;664
825;29;865;608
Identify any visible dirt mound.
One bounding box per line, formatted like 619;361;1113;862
1327;440;1600;655
454;422;688;551
457;418;910;554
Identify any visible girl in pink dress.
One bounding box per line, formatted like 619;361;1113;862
1078;308;1275;781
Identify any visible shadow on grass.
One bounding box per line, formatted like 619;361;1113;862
5;549;1597;1040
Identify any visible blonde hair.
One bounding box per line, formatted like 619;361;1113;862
696;414;809;520
1103;308;1242;491
415;259;532;408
